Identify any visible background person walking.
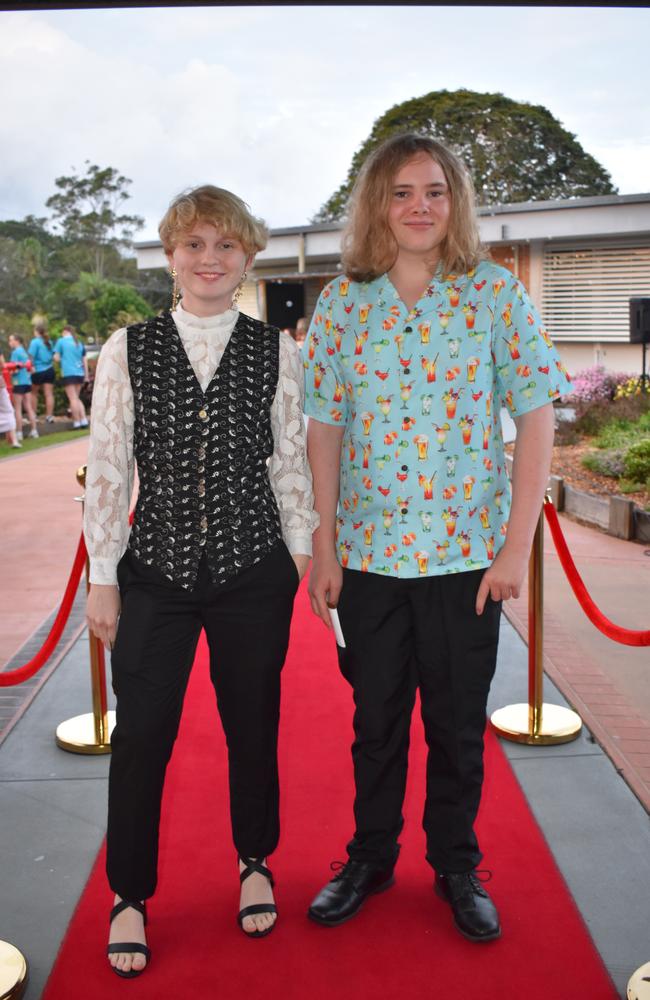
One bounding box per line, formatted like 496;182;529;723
53;325;89;428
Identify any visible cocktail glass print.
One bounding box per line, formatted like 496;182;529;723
339;539;353;567
456;530;472;558
463;475;476;500
363;523;376;546
414;550;429;575
463;302;478;329
397;495;413;524
466;357;480;383
376;395;393;422
481;534;495;560
442;505;461;537
382;509;395;535
418;473;436;501
421;354;440;383
361;412;375;435
400;380;414;409
433;422;451;452
447;337;461;359
413;434;429;460
442;388;462;419
418;321;431;344
438;310;454;332
479;505;491;529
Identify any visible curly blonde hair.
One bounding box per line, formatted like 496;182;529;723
159;185;268;255
342;134;485;282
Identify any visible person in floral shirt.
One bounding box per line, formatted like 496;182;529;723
305;133;569;941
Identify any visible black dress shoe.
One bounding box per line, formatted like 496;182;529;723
435;871;501;942
308;860;395;926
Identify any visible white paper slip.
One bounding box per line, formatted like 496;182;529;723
328;606;346;648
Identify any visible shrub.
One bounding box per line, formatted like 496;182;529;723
562;365;629;406
581;449;626;478
624;439;650;483
614;375;650;400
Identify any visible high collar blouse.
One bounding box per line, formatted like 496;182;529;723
84;302;317;585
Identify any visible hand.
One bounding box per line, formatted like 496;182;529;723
86;583;121;649
308;552;343;629
292;553;311;581
475;545;529;615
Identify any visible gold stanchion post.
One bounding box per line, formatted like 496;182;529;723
56;465;115;754
0;940;28;1000
490;498;582;745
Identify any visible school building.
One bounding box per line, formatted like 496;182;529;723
136;191;650;376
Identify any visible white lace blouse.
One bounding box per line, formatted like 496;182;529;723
83;303;317;585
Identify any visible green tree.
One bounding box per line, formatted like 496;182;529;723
315;89;617;221
92;282;153;337
46;161;144;278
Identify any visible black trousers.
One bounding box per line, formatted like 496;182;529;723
106;543;299;901
335;567;501;874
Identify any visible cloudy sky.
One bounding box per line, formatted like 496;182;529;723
2;4;649;241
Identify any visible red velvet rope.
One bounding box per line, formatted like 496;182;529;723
0;533;87;686
543;500;650;647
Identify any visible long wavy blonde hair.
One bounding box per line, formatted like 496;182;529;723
342;134;485;282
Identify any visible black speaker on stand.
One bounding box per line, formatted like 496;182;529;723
629;298;650;387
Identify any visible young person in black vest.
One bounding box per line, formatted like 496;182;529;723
85;186;316;977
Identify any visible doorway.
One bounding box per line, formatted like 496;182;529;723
265;281;305;331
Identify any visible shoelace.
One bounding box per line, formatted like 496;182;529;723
447;868;493;898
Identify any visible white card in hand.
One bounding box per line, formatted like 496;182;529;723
328;606;346;648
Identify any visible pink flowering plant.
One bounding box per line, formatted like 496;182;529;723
561;365;630;406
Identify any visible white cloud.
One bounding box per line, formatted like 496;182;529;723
1;5;650;239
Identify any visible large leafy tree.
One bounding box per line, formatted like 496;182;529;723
315;89;617;221
46;161;144;278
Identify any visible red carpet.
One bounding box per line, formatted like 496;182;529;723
43;581;617;999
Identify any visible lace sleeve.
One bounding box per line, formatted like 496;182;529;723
269;333;319;555
83;328;135;585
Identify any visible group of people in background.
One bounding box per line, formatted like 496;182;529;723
0;324;89;449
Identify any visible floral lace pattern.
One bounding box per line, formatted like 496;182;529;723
84;305;317;585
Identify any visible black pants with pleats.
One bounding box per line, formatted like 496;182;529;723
335;567;501;875
106;543;299;902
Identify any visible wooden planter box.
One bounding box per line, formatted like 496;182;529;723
549;475;650;542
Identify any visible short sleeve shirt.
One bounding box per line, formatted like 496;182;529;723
303;259;570;579
10;347;31;386
54;336;85;377
28;338;54;373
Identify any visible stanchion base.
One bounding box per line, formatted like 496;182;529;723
627;961;650;1000
491;703;582;745
0;940;28;1000
56;711;116;754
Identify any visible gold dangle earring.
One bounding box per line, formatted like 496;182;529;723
232;270;248;308
170;267;181;310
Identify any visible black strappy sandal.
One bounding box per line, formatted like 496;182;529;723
107;900;151;978
237;857;278;939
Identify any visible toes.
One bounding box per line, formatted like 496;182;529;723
132;953;147;971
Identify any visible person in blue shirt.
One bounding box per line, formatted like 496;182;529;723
28;323;55;423
53;326;89;428
8;334;38;440
304;134;569;942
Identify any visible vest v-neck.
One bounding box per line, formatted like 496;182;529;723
168;309;241;398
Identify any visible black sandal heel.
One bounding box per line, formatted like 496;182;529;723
237;857;277;939
107;900;151;977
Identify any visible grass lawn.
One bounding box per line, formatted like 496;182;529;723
0;428;89;460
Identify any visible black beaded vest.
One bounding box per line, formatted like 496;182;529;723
126;309;283;590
